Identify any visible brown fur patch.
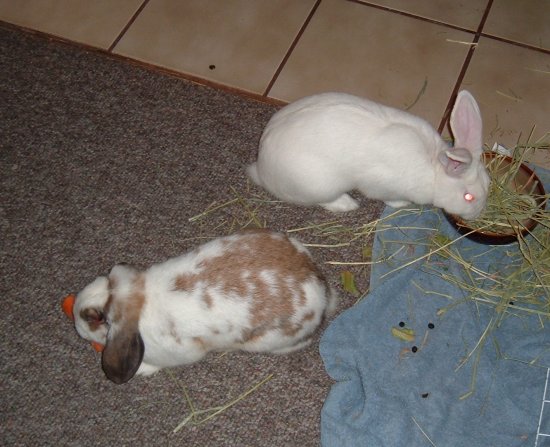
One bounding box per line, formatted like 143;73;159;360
109;274;146;329
172;230;326;341
204;291;213;308
193;336;208;351
282;311;317;337
167;319;182;344
241;326;269;343
173;273;193;291
280;317;302;337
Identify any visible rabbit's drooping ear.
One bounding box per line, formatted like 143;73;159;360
102;324;144;384
449;90;483;156
102;265;145;384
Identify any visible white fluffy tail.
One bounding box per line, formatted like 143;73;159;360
246;162;262;186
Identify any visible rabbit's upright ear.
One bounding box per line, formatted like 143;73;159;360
449;90;483;157
102;323;144;384
438;148;473;177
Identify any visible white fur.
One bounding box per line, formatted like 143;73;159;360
247;91;490;220
71;230;338;383
73;277;109;345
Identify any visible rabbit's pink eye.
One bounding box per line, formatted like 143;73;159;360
464;193;474;202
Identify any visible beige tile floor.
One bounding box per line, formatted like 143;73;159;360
1;0;549;167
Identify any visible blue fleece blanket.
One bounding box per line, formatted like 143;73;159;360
320;167;550;447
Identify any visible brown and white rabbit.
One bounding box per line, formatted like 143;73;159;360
68;229;338;384
247;91;490;220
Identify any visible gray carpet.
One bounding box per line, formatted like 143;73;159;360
0;24;383;446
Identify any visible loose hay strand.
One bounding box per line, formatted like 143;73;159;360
170;372;274;432
412;416;438;447
188;198;240;222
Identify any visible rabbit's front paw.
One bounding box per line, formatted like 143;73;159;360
320;194;359;212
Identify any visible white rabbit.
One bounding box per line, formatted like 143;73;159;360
67;229;338;384
247;91;490;220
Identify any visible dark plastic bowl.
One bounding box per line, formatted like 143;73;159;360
445;152;547;245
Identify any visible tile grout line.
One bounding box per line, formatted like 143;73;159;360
262;0;322;98
0;20;286;108
108;0;151;53
331;0;550;55
261;0;550;105
480;33;550;56
348;0;549;57
348;0;477;34
437;0;493;134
